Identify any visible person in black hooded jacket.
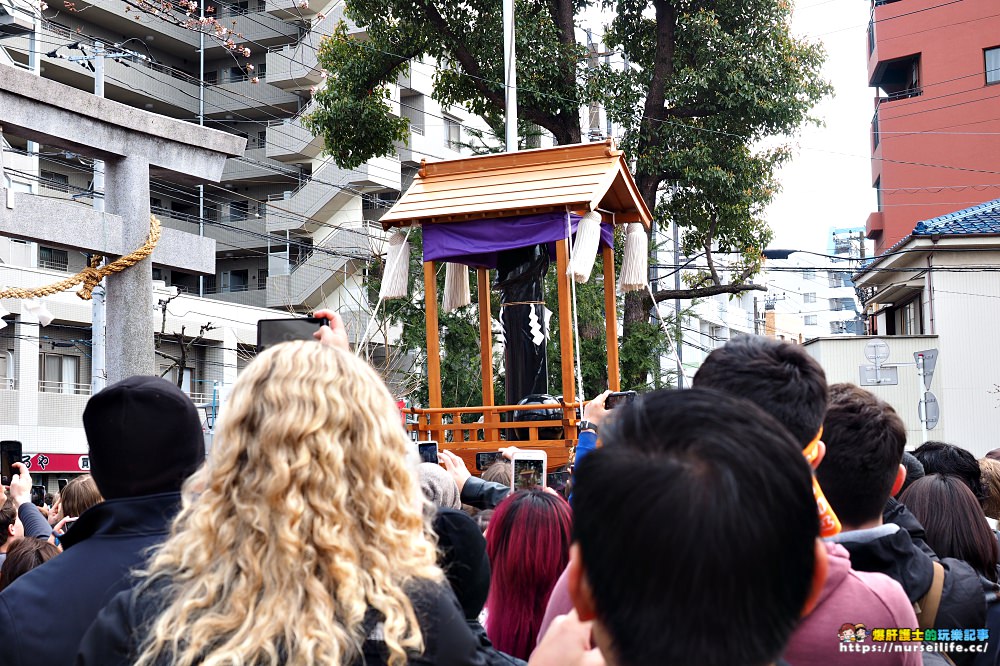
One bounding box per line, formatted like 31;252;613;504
434;507;527;666
818;384;985;666
0;376;206;666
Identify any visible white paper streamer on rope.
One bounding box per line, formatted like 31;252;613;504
619;223;648;292
567;211;603;283
378;230;410;300
442;262;472;312
24;298;54;327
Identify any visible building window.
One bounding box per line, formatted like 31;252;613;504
804;315;818;326
899;298;921;335
257;268;268;289
39;353;81;394
230;200;248;221
221;269;249;292
39;170;69;192
875;177;883;212
801;270;816;281
829;297;856;312
443;115;460;150
38;246;69;272
987;47;1000;86
828;271;852;288
204;70;218;85
829;321;848;335
803;292;816;304
872;109;880;149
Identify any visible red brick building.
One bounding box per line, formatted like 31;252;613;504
866;0;1000;253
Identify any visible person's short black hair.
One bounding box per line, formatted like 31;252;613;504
572;388;818;666
816;384;907;528
692;335;827;446
898;451;925;497
913;441;987;503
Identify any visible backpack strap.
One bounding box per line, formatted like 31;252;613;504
915;561;945;629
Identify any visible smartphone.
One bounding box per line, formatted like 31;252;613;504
547;470;571;497
0;440;22;486
511;450;547;491
476;451;503;471
256;317;330;351
58;478;68;491
605;390;637;409
30;485;45;507
417;441;439;465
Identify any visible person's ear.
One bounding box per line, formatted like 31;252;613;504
812;439;826;470
567;543;597;622
6;523;13;538
890;464;906;497
801;539;829;618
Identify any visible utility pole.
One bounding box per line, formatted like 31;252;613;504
754;297;760;335
198;1;206;297
502;0;517;151
91;42;107;395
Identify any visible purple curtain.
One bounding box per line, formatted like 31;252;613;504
421;212;614;268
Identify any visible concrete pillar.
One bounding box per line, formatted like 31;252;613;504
222;326;238;386
103;155;155;382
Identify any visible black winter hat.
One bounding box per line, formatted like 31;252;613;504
433;507;491;620
83;375;205;500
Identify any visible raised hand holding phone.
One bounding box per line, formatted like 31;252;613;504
311;309;350;350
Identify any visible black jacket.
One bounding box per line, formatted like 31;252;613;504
461;477;511;510
828;499;986;666
0;492;181;666
77;577;488;665
469;621;527;666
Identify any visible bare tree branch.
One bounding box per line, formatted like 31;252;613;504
652;283;766;302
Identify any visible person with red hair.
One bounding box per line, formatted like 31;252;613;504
485;489;572;661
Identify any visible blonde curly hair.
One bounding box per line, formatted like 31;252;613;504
133;341;440;666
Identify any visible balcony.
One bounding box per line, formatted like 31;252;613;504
70;0;201;55
265;226;372;307
265;42;324;90
222;148;300;182
866;211;885;240
206;78;302;117
265;155;401;233
154;207;271;252
203;10;302;57
5;25;203;117
266;108;324;161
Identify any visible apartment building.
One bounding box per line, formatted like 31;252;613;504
1;0;473;318
865;0;1000;253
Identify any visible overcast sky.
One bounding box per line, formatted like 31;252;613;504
764;0;876;253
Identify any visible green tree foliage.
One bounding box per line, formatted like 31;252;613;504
309;0;585;168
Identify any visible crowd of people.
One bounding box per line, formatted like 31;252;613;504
0;309;997;665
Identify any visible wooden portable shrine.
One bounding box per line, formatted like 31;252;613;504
380;140;652;470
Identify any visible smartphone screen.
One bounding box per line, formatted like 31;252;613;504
476;451;503;471
256;317;330;351
0;440;21;485
58;478;68;491
30;485;45;507
512;456;546;491
417;441;439;465
605;391;637;409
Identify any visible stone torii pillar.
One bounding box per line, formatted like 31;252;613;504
0;64;245;382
